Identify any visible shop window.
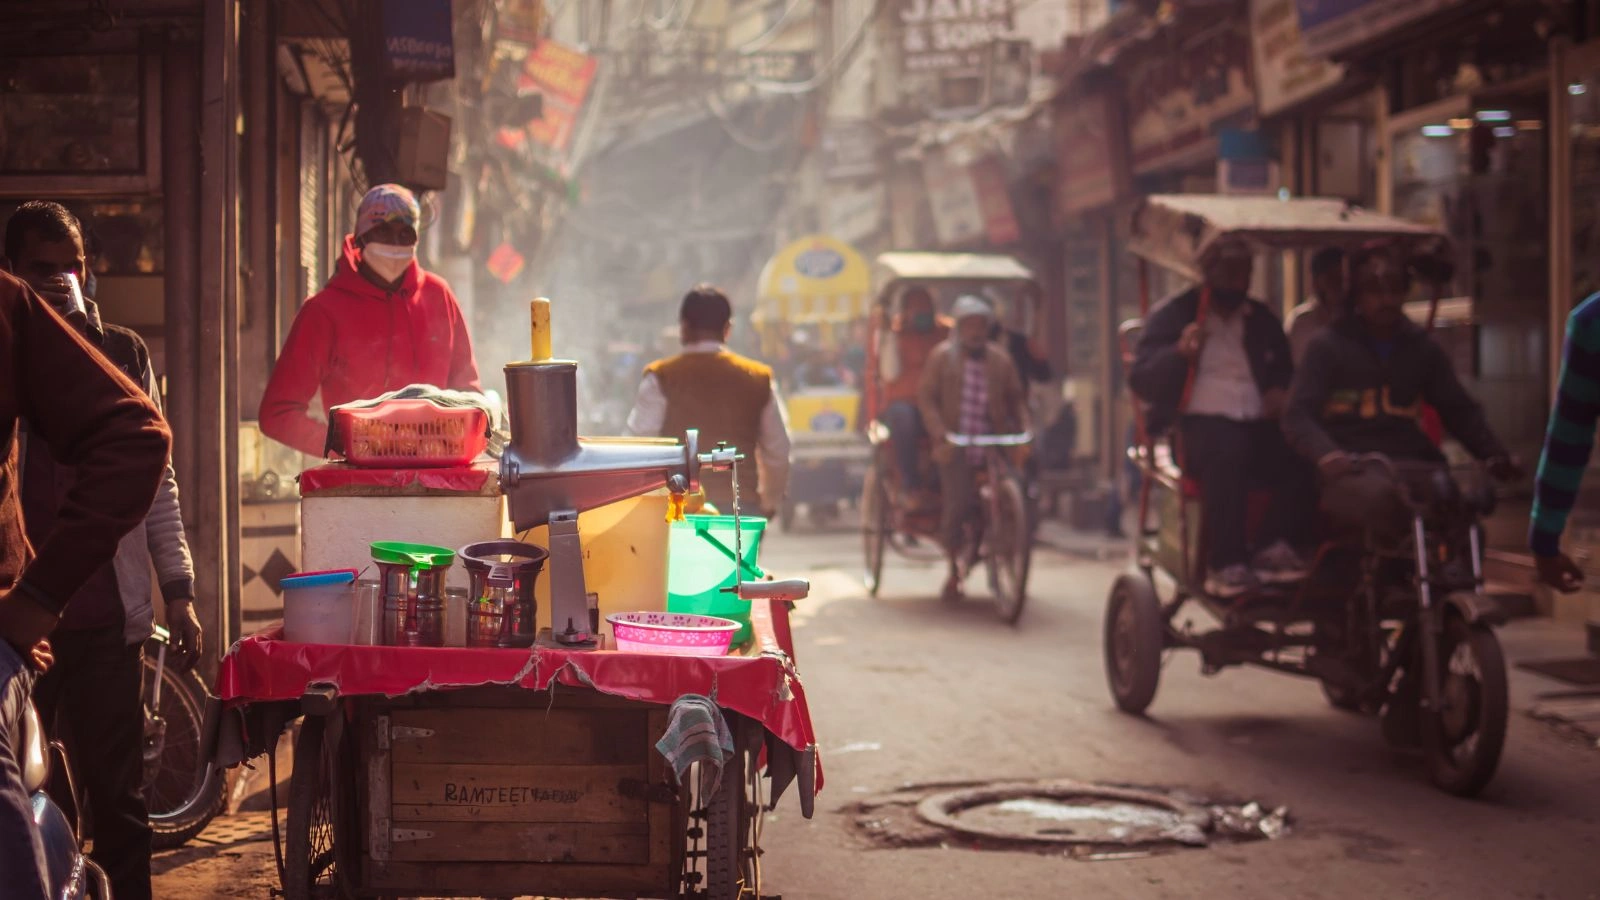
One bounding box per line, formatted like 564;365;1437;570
0;199;163;276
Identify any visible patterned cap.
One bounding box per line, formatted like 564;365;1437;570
355;184;420;239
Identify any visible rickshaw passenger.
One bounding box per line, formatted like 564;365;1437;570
881;287;951;509
1286;247;1347;365
1283;245;1517;541
1128;239;1313;598
918;296;1029;601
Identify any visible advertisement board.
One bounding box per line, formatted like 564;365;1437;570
898;0;1013;74
1250;0;1344;116
517;39;597;154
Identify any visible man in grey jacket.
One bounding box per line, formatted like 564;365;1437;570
5;201;201;900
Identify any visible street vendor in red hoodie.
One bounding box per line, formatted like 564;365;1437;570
259;184;482;457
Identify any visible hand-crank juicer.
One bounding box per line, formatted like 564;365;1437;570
500;299;738;648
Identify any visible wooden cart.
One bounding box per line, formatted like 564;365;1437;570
217;598;818;900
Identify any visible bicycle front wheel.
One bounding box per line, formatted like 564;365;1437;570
144;652;230;849
986;473;1031;625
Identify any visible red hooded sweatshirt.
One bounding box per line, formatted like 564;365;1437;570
259;236;482;456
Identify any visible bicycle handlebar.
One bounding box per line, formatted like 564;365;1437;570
945;432;1033;448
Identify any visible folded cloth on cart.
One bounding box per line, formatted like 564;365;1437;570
656;693;735;797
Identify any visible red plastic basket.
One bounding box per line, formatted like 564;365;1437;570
331;399;489;468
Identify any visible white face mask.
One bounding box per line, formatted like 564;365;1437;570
363;242;416;283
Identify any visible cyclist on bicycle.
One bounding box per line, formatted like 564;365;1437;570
918;295;1029;602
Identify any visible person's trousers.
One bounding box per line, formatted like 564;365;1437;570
33;625;152;900
882;401;926;491
0;639;49;900
1179;415;1314;570
939;455;980;566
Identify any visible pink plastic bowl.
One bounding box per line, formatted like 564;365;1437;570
607;612;740;656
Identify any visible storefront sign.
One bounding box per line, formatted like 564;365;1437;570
1124;22;1256;174
969;156;1020;246
821;121;881;180
1296;0;1466;59
898;0;1014;74
1054;91;1129;217
381;0;456;82
824;182;887;245
922;152;986;247
1250;0;1344;116
517;39;597;154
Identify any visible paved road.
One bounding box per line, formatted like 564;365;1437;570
153;526;1600;898
756;527;1600;900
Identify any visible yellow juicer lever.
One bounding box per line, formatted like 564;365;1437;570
529;297;552;361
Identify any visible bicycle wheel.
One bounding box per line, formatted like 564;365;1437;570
143;653;230;849
986;474;1031;625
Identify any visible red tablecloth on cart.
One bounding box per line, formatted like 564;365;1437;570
217;632;818;755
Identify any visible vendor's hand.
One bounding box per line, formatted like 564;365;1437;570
29;639;53;673
1536;553;1586;593
1178;323;1205;361
1262;387;1288;420
1317;451;1355;480
1486;455;1524;483
932;441;956;465
166;598;204;673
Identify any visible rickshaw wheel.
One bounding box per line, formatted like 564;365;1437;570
1104;573;1165;715
861;466;889;597
1424;617;1508;797
284;715;351;900
985;474;1031;625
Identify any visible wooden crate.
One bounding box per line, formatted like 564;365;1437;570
356;688;677;898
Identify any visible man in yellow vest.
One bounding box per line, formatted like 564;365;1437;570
627;285;792;516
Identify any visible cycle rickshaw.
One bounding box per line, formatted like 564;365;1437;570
859;252;1038;624
1103;194;1512;796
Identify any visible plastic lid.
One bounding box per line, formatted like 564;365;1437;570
371;541;456;570
281;569;359;589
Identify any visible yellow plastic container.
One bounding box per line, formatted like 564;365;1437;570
526;490;671;638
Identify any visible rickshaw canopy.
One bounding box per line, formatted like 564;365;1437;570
756;234;871;325
872;252;1036;298
1128;194;1447;281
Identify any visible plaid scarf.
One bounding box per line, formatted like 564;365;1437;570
960;356;988;464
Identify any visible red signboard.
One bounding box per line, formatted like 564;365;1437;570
969;156;1021;246
516;39;597;154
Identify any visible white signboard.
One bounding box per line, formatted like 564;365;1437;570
1250;0;1346;117
921;151;985;247
899;0;1013;74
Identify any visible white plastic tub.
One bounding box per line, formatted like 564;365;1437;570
282;569;358;644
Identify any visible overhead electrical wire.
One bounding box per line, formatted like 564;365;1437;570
736;0;811;56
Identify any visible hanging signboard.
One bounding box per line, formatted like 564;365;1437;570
969;156;1020;247
898;0;1014;74
1124;21;1256;174
821;121;881;180
1054;91;1129;217
1250;0;1345;116
381;0;456;82
921;151;986;247
1295;0;1466;60
516;38;597;155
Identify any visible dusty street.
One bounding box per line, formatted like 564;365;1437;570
156;524;1600;899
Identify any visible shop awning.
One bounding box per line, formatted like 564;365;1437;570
872;251;1035;287
756;234;871;324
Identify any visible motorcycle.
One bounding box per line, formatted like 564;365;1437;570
18;696;110;899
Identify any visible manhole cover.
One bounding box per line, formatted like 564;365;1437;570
918;781;1209;847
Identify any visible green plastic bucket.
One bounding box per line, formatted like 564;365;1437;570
666;515;766;644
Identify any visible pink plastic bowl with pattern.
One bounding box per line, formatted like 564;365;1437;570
606;612;740;656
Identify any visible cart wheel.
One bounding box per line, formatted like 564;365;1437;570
1424;617;1508;797
685;730;762;900
985;474;1031;625
862;466;889;597
1104;573;1165;715
284;716;350;900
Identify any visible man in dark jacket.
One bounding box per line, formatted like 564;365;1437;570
1129;239;1312;597
6;201;201;900
1283;245;1517;540
0;268;170;900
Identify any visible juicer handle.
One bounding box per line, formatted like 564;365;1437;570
725;579;810;603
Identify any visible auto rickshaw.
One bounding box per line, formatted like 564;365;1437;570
1102;194;1511;796
860;251;1039;624
755;235;873;530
